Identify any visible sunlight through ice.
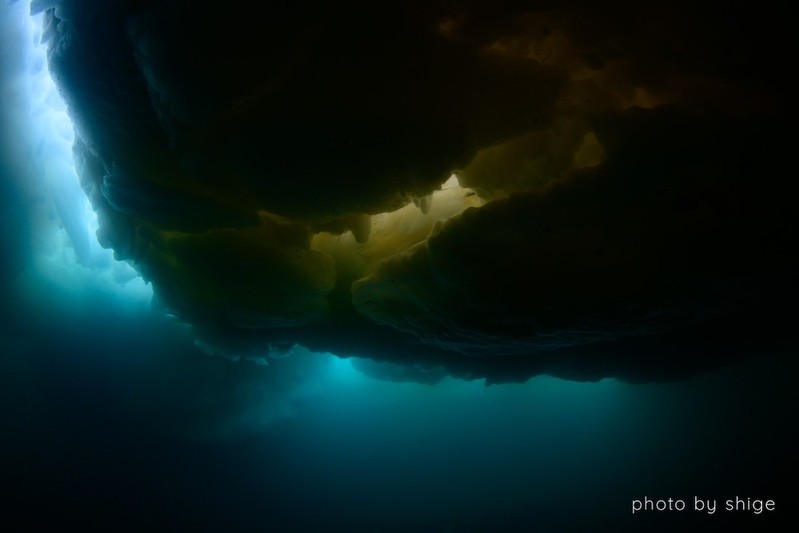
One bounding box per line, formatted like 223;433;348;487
4;1;152;305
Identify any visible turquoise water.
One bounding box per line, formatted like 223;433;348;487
0;274;792;530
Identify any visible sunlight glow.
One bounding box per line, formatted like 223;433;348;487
5;1;152;304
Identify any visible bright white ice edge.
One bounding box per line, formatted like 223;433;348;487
3;1;153;306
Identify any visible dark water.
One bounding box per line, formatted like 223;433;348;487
0;283;794;531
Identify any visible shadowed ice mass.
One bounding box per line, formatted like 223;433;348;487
10;0;795;384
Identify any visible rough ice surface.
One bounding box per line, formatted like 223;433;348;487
2;0;796;385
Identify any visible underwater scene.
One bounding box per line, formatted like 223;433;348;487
1;1;794;531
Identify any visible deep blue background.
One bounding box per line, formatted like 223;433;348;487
0;292;793;531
